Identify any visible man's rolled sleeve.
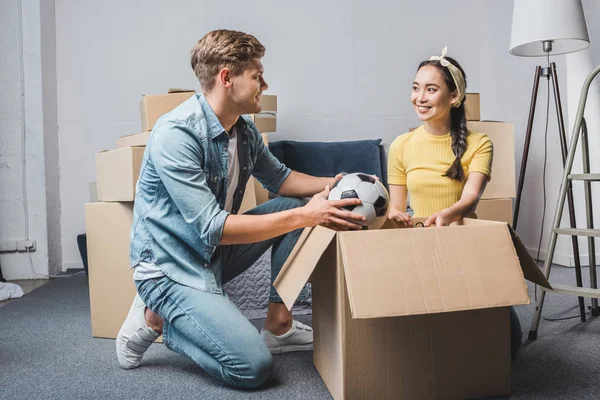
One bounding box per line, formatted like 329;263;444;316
204;209;229;256
251;130;292;193
150;122;228;256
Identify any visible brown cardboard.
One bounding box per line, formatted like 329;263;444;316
339;222;532;319
140;91;195;131
253;133;271;205
476;198;513;225
95;147;145;202
250;94;277;133
238;133;271;214
116;132;150;148
259;94;277;112
468;121;516;199
464;92;481;121
238;177;259;215
408;121;516;200
275;219;550;399
84;202;163;342
260;132;269;146
250;114;276;133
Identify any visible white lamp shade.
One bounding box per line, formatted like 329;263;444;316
509;0;590;57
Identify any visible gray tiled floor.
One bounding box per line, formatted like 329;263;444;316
0;279;48;308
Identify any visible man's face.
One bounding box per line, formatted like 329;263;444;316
230;59;268;114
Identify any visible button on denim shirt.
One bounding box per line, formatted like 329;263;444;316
130;94;291;293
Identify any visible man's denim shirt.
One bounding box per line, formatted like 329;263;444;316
130;94;291;293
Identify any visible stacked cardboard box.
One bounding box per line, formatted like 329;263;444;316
239;94;278;213
410;92;515;225
140;89;196;132
87;131;155;339
465;92;515;225
249;94;277;134
86;91;277;339
85;202;140;339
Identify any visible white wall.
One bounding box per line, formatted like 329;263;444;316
51;0;585;270
558;0;600;267
479;1;568;265
0;0;52;279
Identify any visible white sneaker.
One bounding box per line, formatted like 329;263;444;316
116;294;160;369
261;320;313;354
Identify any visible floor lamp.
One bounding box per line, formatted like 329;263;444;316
509;0;590;320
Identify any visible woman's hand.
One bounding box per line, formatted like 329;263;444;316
388;208;413;226
424;209;456;227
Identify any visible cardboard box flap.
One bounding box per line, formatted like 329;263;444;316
458;219;552;289
273;226;336;310
508;225;552;289
116;132;151;148
338;223;531;319
167;88;195;94
252;113;276;119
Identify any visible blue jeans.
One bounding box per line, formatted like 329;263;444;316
135;197;306;388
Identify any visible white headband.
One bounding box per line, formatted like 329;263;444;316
428;47;466;108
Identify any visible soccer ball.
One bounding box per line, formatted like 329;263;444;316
327;173;390;230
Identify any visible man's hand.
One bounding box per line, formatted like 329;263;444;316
301;185;366;231
387;208;413;226
332;173;344;186
424;209;455;227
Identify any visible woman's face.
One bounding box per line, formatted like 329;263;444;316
411;65;457;124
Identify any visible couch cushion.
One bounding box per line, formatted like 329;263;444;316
270;139;384;183
269;141;285;164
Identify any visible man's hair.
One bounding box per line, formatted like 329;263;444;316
190;29;265;92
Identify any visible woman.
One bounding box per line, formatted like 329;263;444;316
387;47;522;357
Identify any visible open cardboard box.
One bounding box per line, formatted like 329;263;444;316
274;218;550;399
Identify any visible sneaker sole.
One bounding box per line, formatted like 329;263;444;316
268;343;313;355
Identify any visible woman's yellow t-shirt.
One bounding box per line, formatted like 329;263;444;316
387;125;493;217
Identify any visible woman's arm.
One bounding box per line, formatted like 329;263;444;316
424;172;488;227
387;184;413;226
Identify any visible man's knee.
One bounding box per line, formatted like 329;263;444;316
224;349;274;389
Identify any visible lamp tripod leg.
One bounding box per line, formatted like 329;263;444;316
513;66;542;230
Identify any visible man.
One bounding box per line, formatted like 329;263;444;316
115;29;366;389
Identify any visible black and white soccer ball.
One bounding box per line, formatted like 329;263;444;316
328;172;389;230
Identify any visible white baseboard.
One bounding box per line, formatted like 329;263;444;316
62;261;84;271
527;246;600;267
